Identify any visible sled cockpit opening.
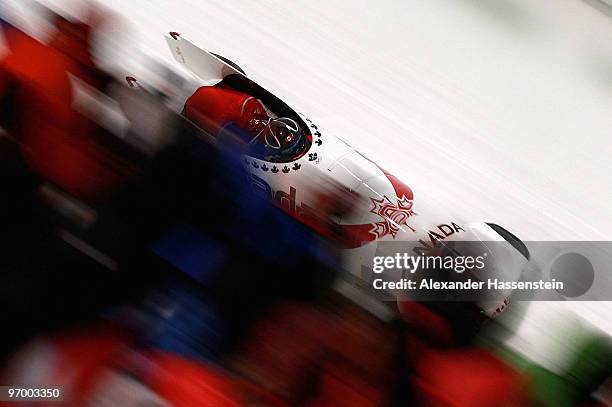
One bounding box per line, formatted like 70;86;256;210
216;74;312;163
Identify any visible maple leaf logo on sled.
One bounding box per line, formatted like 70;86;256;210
369;195;416;238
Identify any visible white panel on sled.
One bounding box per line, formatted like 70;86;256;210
326;151;384;192
165;36;240;85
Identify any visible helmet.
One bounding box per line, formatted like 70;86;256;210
248;117;304;160
262;118;302;153
244;116;305;161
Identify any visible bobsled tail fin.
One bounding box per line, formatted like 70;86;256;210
165;32;242;85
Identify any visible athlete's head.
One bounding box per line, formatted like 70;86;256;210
263;118;300;149
252;117;303;160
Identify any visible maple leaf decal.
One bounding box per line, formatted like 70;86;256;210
369;195;416;238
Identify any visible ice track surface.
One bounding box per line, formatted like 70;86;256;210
5;0;612;370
